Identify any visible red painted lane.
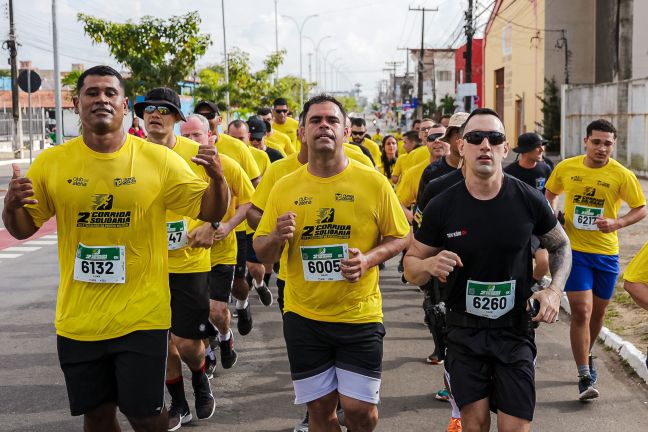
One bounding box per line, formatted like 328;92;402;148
0;218;57;250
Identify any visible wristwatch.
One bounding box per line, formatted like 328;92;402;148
211;221;220;230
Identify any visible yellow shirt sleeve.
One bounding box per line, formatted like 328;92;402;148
162;149;209;219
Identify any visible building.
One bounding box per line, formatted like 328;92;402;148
409;48;456;106
455;38;484;109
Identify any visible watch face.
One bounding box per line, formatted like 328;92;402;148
212;221;220;230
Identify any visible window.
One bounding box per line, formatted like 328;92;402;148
437;70;452;81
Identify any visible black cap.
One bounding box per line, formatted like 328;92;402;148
134;87;185;121
194;100;220;115
514;132;548;153
247;116;267;140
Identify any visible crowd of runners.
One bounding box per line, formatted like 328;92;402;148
3;64;648;432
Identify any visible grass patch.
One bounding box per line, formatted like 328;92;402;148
613;292;637;307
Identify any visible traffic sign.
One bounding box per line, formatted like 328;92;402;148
18;69;42;93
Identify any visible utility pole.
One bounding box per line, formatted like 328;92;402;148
274;0;279;82
555;30;571;84
308;52;313;84
221;0;230;121
4;0;22;157
409;6;438;119
464;0;474;112
384;61;403;104
52;0;63;146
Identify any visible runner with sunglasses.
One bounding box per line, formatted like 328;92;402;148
405;107;571;432
545;119;646;400
348;117;378;168
137;88;221;429
272;98;300;149
391;118;437;186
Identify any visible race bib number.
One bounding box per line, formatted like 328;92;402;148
167;220;189;250
301;244;348;282
573;205;603;230
465;280;515;319
73;243;125;284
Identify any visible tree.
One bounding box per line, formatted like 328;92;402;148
539;78;561;151
77;12;211;98
337;95;360;114
61;70;82;93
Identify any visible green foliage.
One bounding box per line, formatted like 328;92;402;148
439;94;455;114
77;11;211;98
539;78;561;151
0;69;10;78
195;48;313;115
62;70;82;93
337;96;360;114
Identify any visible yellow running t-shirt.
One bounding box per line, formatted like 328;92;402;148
362;138;382;169
624;242;648;283
545;155;646;255
267;129;294;155
216;133;261;181
248;145;271;176
272;116;299;146
396;159;429;207
167;136;212;273
255;160;410;323
25;135;208;341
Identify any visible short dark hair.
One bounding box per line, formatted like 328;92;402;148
440;114;452;120
77;65;125;93
299;94;347;126
257;107;272;116
460;108;502;135
404;130;421;143
586;119;617;138
228;119;246;130
412;119;422;127
273;98;288;107
350;117;366;127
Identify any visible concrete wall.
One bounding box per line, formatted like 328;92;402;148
632;0;648;78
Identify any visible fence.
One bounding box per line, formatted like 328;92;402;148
562;78;648;175
0;108;52;147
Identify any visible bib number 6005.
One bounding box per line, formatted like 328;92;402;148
307;259;341;274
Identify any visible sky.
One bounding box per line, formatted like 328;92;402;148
0;0;493;100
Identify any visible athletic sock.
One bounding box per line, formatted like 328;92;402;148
263;273;271;286
165;376;186;404
577;364;590;377
252;279;263;288
218;329;231;342
236;299;249;309
190;362;207;388
205;345;215;361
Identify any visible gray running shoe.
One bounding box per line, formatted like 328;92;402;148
578;374;599;401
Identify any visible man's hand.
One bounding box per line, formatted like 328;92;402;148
192;143;225;180
595;217;620;233
188;223;215;249
425;250;463;283
213;221;234;242
529;286;561;323
5;164;37;211
341;248;369;283
271;212;296;244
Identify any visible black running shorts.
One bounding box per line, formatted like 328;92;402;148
277;278;285;314
234;231;247;278
169;272;210;339
209;264;235;302
245;233;261;264
57;330;168;417
444;327;537;421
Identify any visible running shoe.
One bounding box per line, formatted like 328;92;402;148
337;407;345;426
254;281;274;306
193;373;216;420
435;388;450;402
293;412;309;432
427;353;444;365
168;400;192;431
578;374;599;401
589;353;597;384
447;417;462;432
219;330;238;369
204;354;217;380
236;302;253;335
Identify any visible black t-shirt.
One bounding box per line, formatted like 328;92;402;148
265;147;284;163
503;161;552;192
415;175;556;317
543;156;555;170
417;157;457;204
414;169;463;226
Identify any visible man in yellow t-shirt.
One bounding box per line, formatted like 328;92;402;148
372;128;383;143
181;115;255;378
271;97;299;147
545;119;646;400
258;107;294;155
624;243;648;316
139;89;221;427
391;130;422;184
2;67;228;430
254;95;410;432
349;117;381;168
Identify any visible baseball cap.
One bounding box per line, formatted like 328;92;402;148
514;132;548;153
194;100;220;115
247;116;267;140
441;112;469;141
133;87;185;121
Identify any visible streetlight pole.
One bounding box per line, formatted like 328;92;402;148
282;14;318;109
221;0;230;120
274;0;279;82
322;48;337;92
304;35;331;93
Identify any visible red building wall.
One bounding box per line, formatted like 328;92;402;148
455;39;484;107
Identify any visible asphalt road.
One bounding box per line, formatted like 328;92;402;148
0;242;647;431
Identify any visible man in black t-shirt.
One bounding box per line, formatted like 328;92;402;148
404;108;571;431
505;132;554;288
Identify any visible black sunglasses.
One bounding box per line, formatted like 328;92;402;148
350;131;366;136
144;105;174;116
196;111;217;120
275;109;289;114
463;131;506;145
427;132;444;141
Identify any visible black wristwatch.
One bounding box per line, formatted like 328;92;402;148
211;221;220;230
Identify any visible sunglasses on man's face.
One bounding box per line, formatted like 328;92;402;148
144;105;174;116
462;131;506;145
196;111;217;120
350;131;366;136
427;132;444;142
275;109;289;114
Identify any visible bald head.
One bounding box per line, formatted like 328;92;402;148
181;114;210;146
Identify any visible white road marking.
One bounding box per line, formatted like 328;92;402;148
41;235;58;239
0;253;23;259
2;246;41;252
23;240;57;245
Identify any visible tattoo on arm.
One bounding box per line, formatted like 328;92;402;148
538;223;572;293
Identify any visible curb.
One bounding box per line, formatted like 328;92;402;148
0;158;33;167
560;294;648;384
